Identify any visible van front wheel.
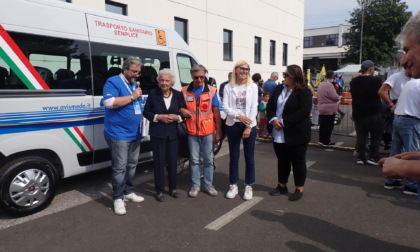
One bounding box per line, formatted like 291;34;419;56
0;156;59;217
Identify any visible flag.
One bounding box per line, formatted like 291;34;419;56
306;69;311;86
315;64;326;87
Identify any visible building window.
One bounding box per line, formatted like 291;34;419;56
282;43;288;66
342;33;351;46
270;40;276;65
304;36;313;48
254;36;262;64
223;29;233;61
174;17;188;44
57;0;71;2
105;1;127;15
326;34;339;46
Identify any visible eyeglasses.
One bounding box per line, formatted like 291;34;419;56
238;67;250;72
283;72;290;78
193;76;205;80
128;69;141;75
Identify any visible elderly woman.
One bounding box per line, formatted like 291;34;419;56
223;60;259;200
143;68;185;202
266;65;312;201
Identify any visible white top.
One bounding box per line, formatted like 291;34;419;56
223;83;259;127
384;72;411;100
270;87;293;143
394;79;420;118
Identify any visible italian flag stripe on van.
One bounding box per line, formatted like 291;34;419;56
0;25;49;90
1;25;94;154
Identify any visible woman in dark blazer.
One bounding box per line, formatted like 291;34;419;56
266;64;312;201
143;68;185;202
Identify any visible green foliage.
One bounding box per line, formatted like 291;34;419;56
343;0;412;66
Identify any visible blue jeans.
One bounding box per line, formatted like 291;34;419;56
227;123;256;185
188;134;214;188
105;136;141;200
385;116;420;189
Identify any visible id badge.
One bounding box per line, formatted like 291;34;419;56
133;100;141;115
186;95;194;102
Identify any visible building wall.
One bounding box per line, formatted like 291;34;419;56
70;0;304;84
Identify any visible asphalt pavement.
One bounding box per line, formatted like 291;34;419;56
1;133;420;252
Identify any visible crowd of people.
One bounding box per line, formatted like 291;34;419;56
101;11;420;215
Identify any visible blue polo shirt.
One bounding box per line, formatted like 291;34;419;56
102;74;143;140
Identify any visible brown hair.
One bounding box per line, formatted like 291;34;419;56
287;65;305;89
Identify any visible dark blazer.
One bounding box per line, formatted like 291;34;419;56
266;84;312;145
143;88;185;140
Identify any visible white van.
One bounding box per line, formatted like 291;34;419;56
0;0;202;216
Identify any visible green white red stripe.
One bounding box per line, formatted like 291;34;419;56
0;25;49;90
1;24;94;153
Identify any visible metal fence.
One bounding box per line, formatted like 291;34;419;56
312;103;356;136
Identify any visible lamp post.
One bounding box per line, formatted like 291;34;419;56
359;0;371;64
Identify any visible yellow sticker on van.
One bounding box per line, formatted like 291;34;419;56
155;29;167;46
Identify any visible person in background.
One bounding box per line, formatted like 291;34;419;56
258;91;270;137
350;60;384;166
317;70;341;146
266;65;312;201
218;72;232;101
252;73;264;103
180;64;222;198
223;60;258;200
263;72;279;96
102;56;145;216
336;75;344;95
143;68;185;202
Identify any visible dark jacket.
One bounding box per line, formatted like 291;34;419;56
143;88;185;140
266;84;312;145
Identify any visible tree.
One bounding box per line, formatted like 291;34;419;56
343;0;412;66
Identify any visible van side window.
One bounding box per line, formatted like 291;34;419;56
0;32;91;91
177;54;196;86
90;42;170;95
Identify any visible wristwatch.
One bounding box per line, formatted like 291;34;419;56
130;95;135;101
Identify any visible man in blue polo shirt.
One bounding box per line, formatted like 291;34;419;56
102;56;145;215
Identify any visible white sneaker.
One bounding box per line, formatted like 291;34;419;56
123;193;144;203
226;184;238;199
114;199;126;215
189;186;200;198
243;185;253;200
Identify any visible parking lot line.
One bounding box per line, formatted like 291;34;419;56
204;196;263;231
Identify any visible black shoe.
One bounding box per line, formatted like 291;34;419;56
269;185;288;196
289;189;303;201
384;180;403;190
403;186;418;196
155;193;165;202
170;190;180;198
367;157;379;166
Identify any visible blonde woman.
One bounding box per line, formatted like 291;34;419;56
222;60;259;200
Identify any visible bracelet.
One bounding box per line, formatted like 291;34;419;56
130;95;135;101
388;103;394;108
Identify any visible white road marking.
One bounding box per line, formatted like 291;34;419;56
205;196;263;231
0;173;154;230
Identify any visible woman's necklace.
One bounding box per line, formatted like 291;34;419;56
163;91;172;99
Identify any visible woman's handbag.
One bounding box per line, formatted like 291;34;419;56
177;120;188;138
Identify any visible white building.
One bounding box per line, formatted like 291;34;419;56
303;24;351;75
62;0;304;84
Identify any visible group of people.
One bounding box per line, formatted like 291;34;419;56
102;56;312;215
101;11;420;215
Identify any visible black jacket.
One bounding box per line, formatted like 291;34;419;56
266;84;312;145
143;88;185;140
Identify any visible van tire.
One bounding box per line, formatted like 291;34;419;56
0;156;59;217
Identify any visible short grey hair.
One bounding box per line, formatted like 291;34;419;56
190;64;208;74
123;56;143;70
157;68;176;85
398;11;420;45
270;72;279;78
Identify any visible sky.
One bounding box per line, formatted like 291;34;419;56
304;0;420;29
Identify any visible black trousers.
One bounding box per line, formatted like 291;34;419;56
273;142;308;187
151;136;178;194
318;114;335;144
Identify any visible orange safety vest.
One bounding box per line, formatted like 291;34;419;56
182;83;217;136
